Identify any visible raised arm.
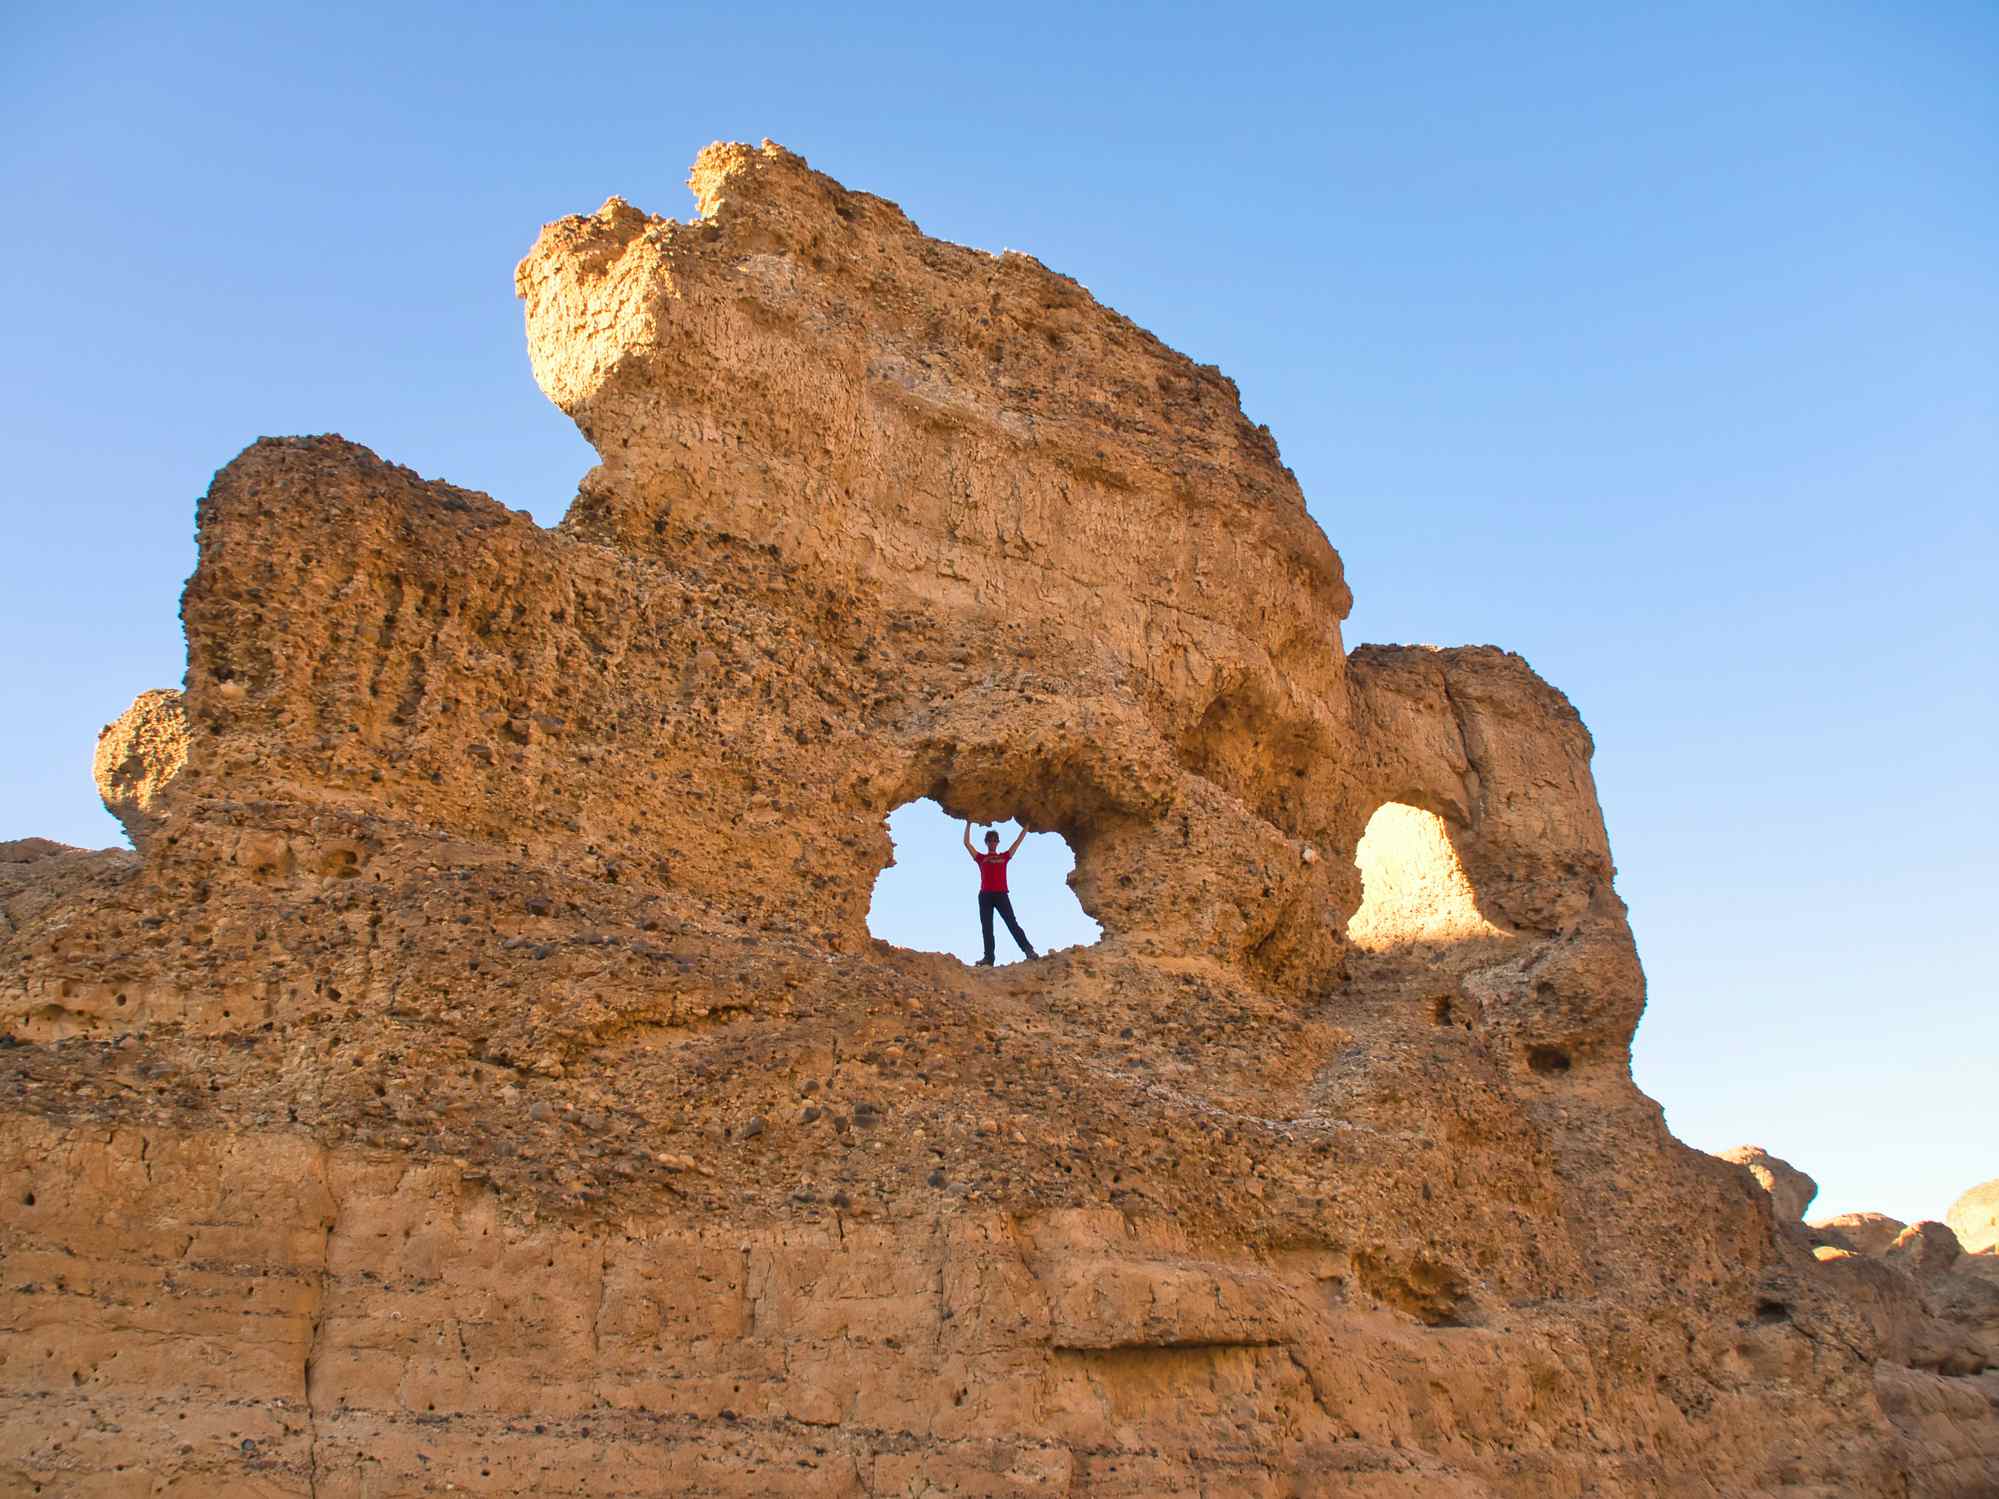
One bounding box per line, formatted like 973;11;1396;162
962;819;976;856
1005;826;1028;856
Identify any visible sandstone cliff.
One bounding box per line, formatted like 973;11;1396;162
4;141;1994;1497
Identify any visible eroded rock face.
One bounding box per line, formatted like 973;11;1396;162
1892;1221;1967;1278
1949;1178;1999;1255
92;686;187;847
1718;1144;1819;1222
1814;1210;1912;1256
1346;801;1508;954
3;140;1994;1496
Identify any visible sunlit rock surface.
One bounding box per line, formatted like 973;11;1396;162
3;141;1994;1496
1950;1179;1999;1256
1718;1144;1819;1223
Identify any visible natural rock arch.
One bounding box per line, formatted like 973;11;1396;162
1345;799;1507;954
866;798;1100;965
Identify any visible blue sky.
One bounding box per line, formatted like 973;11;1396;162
870;807;1099;967
2;2;1992;1224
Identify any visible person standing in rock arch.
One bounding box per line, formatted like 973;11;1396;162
963;820;1038;966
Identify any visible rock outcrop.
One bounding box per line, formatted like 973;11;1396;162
1803;1203;1999;1385
3;140;1995;1497
1718;1144;1819;1223
1951;1178;1999;1256
1814;1209;1912;1256
91;686;188;850
1892;1221;1968;1278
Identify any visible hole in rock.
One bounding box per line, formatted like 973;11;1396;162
869;798;1100;966
1347;802;1505;953
1526;1044;1572;1075
1755;1300;1791;1324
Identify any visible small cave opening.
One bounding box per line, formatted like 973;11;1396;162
1526;1044;1573;1075
867;797;1101;966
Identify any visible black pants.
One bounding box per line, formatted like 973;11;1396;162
979;891;1033;962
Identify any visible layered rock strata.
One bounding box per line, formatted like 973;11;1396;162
3;141;1995;1496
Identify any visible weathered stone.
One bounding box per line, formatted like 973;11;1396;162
1948;1178;1999;1255
1718;1144;1818;1221
0;140;1992;1496
1812;1210;1911;1256
92;686;187;847
1890;1220;1966;1278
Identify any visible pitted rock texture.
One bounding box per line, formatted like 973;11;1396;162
4;140;1995;1496
1718;1144;1819;1223
92;687;188;849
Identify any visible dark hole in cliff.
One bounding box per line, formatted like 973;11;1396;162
1755;1300;1791;1324
1527;1044;1572;1074
868;798;1099;966
1353;1249;1474;1328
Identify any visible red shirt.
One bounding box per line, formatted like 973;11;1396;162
974;851;1012;893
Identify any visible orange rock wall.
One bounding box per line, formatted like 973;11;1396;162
3;142;1993;1495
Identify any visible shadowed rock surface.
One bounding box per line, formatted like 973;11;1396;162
3;141;1995;1496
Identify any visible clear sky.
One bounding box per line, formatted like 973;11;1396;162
870;806;1100;967
3;3;1993;1225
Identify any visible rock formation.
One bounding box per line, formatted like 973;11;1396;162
1795;1195;1999;1384
1814;1210;1912;1257
1951;1179;1999;1256
1717;1144;1818;1223
3;140;1995;1496
92;687;189;850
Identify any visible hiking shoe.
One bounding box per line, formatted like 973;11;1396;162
974;957;994;967
1024;948;1039;960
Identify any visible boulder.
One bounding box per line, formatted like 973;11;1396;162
1947;1177;1999;1255
92;687;187;848
1809;1211;1908;1256
1718;1145;1818;1221
1886;1220;1964;1278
